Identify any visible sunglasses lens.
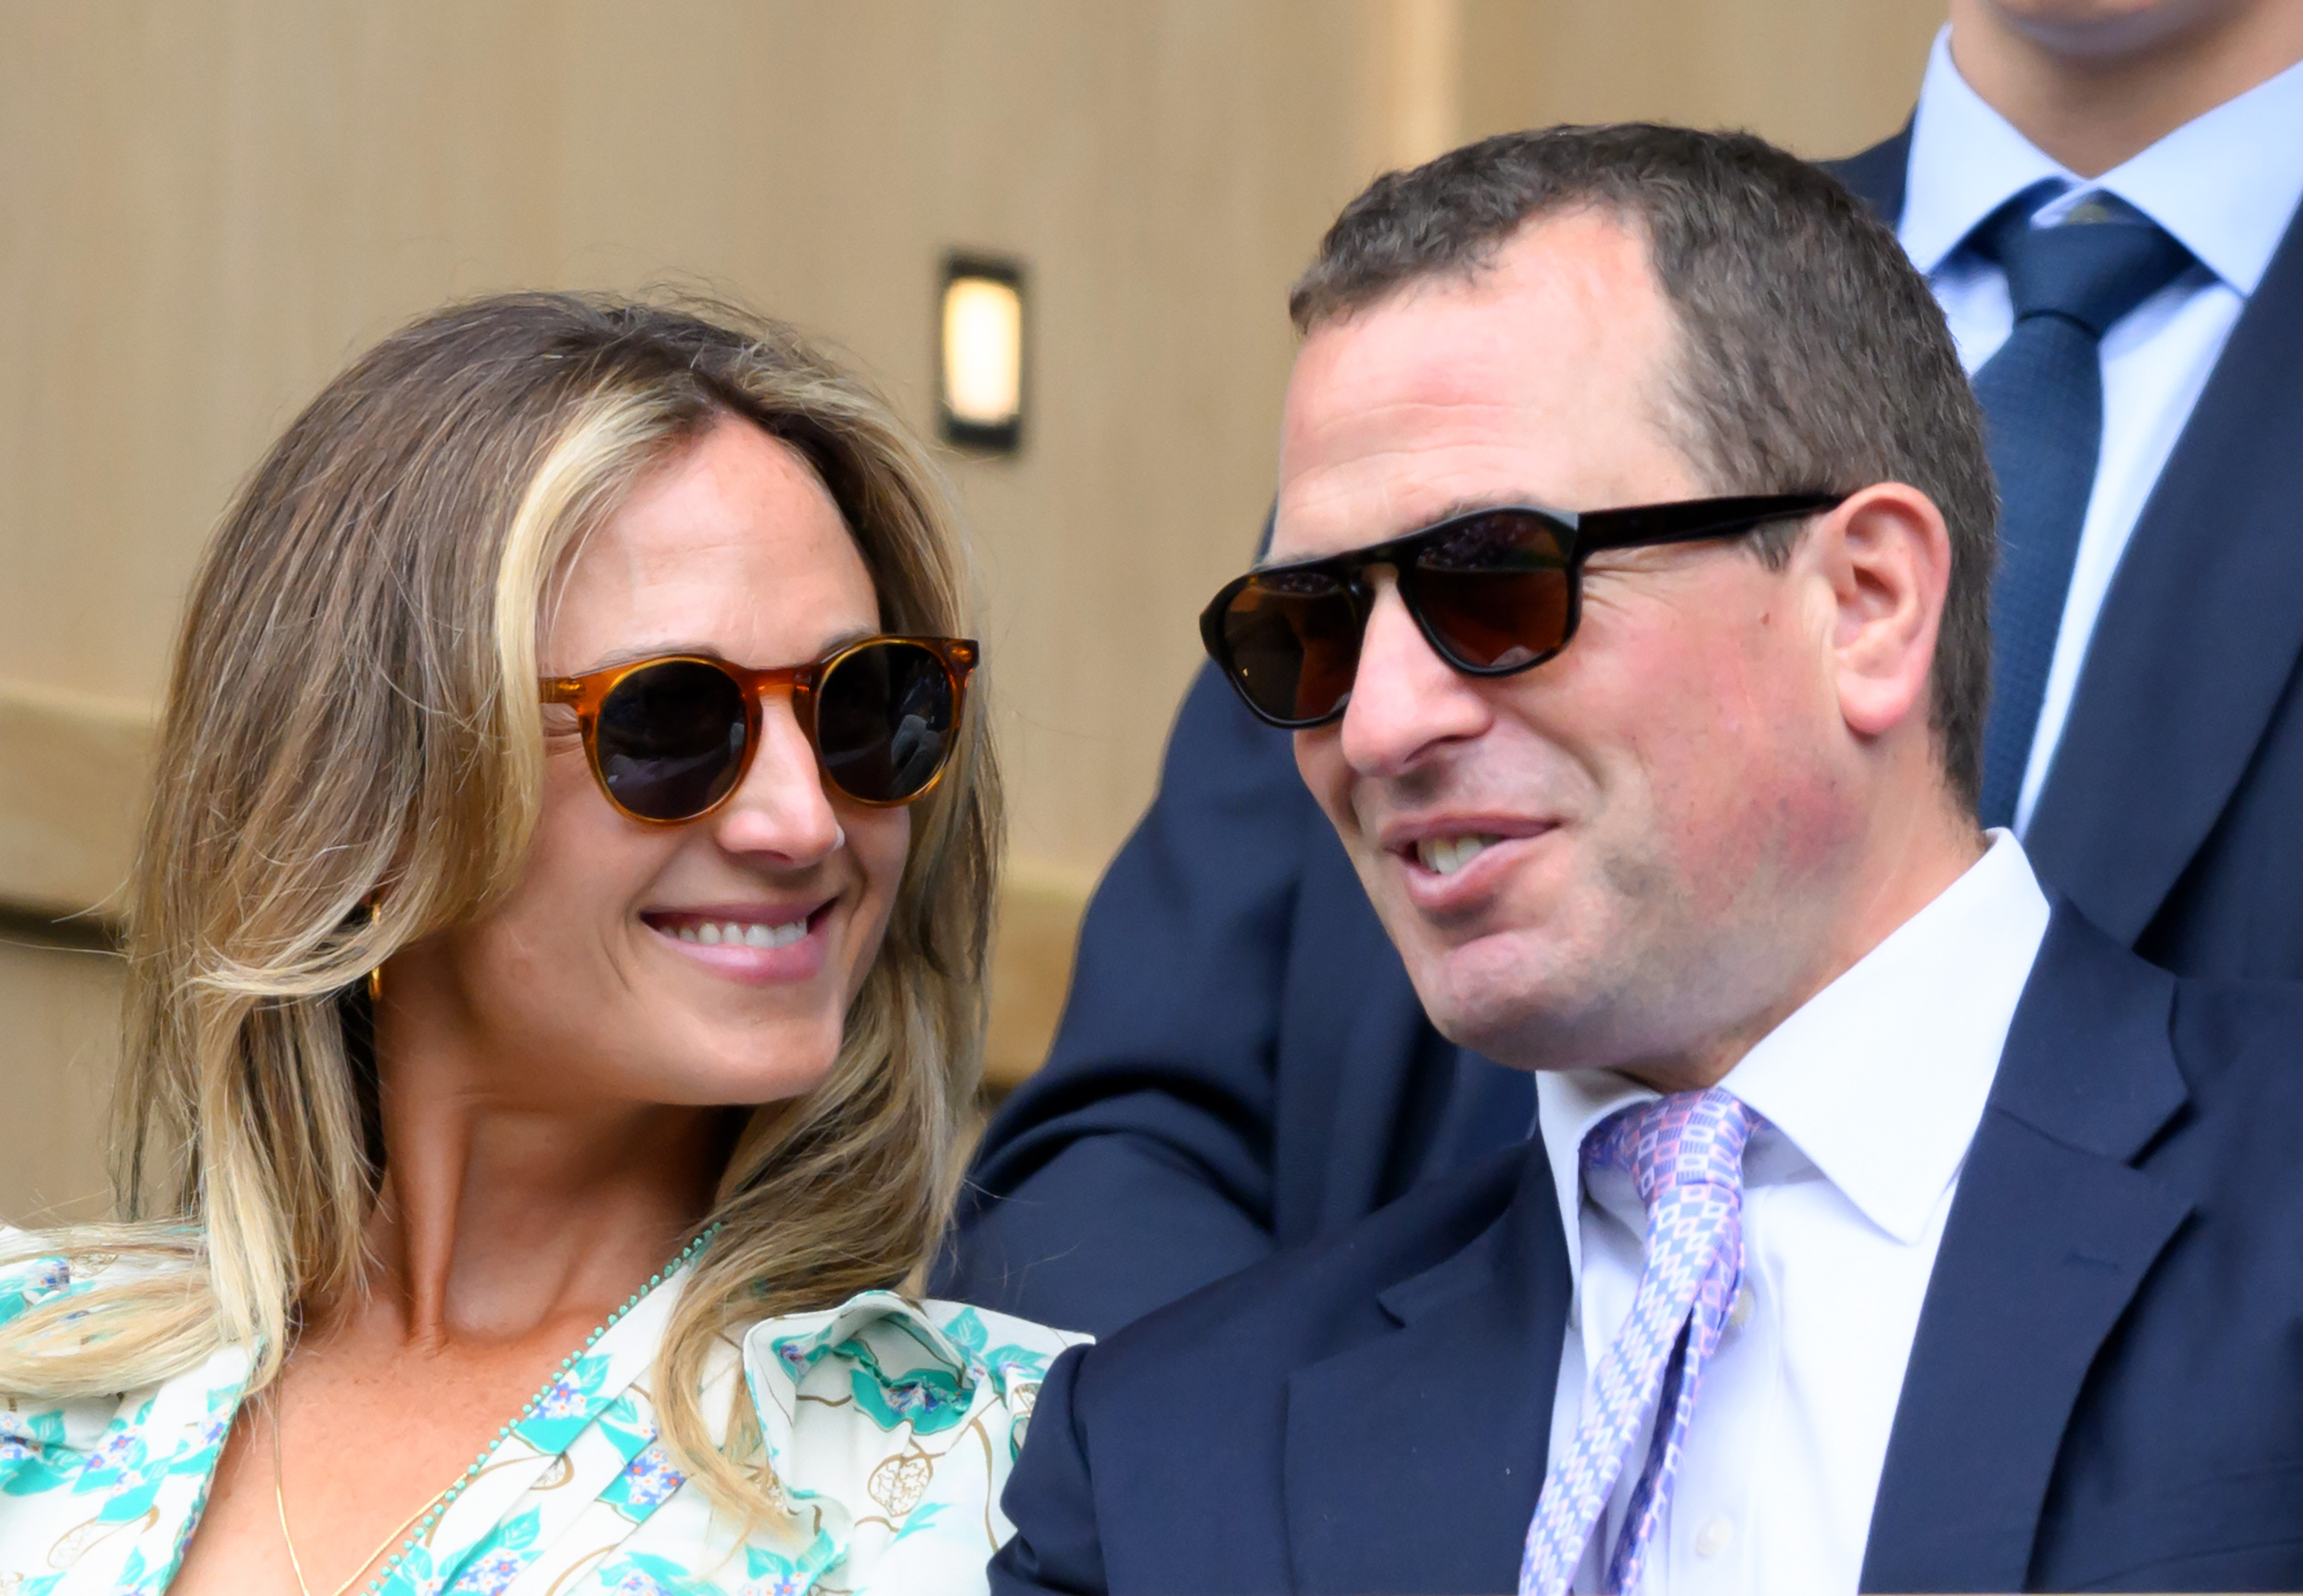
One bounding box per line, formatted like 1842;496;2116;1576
817;641;959;803
1218;572;1363;725
1411;511;1573;671
594;660;749;821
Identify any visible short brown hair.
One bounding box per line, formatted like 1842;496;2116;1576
1291;124;1994;813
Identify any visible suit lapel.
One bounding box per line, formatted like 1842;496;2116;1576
1283;1141;1572;1595
2025;200;2303;941
1861;908;2195;1593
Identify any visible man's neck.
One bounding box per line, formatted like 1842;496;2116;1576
1947;0;2303;176
1619;799;1989;1098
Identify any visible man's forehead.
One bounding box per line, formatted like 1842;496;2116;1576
1272;211;1689;561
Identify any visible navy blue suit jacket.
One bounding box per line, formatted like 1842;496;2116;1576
992;910;2303;1593
937;133;2303;1336
936;663;1533;1333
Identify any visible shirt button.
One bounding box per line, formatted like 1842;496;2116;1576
1727;1285;1755;1330
1695;1516;1735;1559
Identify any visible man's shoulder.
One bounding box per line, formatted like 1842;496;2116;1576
1069;1138;1534;1406
2017;901;2303;1168
994;1136;1564;1595
1816;123;1913;224
2034;899;2303;1071
2167;969;2303;1103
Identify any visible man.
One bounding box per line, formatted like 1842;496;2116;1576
939;0;2303;1338
991;125;2303;1595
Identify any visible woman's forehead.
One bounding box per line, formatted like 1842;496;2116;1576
543;419;876;672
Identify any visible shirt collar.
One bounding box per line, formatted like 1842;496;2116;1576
1537;832;2052;1287
1899;23;2303;295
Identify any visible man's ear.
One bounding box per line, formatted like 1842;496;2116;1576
1812;483;1951;741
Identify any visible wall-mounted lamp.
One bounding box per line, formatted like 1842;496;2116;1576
938;252;1027;455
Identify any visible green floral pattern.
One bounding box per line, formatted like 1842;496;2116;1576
0;1240;1083;1594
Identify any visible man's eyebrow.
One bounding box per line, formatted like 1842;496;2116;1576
1259;497;1549;567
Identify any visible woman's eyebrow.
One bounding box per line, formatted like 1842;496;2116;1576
571;627;881;675
818;624;878;654
575;640;725;673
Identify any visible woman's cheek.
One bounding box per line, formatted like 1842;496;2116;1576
842;806;911;996
497;765;666;981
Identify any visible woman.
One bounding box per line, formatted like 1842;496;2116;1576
0;294;1080;1595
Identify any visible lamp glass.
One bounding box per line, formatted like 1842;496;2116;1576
941;276;1023;428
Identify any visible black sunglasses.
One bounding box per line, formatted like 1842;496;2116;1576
541;636;977;823
1198;493;1846;728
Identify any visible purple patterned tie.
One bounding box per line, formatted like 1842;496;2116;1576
1520;1087;1765;1596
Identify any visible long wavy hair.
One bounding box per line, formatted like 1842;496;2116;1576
0;292;1000;1519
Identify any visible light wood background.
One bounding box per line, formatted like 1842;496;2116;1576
0;0;1943;1222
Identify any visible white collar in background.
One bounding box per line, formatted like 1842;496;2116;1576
1899;23;2303;295
1536;832;2052;1287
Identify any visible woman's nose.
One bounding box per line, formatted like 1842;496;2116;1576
708;699;844;865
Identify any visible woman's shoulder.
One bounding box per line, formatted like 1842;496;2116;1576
746;1291;1087;1405
733;1290;1090;1589
0;1226;89;1326
0;1223;205;1334
0;1224;238;1424
741;1289;1088;1457
0;1228;249;1581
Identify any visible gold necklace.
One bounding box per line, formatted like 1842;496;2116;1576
270;1392;448;1596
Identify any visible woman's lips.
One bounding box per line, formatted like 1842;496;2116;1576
643;904;831;985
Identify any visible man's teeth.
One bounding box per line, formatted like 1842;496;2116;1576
674;919;809;949
1416;835;1498;876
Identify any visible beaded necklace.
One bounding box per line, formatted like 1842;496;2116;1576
271;1223;722;1596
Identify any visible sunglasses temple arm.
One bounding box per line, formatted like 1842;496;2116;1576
1577;500;1836;554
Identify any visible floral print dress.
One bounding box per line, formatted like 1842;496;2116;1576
0;1242;1084;1595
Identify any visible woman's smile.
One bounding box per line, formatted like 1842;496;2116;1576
640;899;836;984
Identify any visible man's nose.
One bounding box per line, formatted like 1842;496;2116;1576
708;698;844;864
1337;577;1492;777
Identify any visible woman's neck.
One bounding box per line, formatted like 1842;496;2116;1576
337;999;729;1350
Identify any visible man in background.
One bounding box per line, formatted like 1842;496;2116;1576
940;0;2303;1338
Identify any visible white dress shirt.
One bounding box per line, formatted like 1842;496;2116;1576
1538;833;2052;1596
1899;29;2303;832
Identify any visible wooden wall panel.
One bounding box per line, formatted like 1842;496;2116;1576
1461;0;1944;156
0;0;1367;876
0;1;1375;1137
0;929;121;1223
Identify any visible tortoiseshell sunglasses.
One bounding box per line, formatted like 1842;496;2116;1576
542;635;977;823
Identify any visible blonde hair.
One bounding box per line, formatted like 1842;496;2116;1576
0;292;1000;1520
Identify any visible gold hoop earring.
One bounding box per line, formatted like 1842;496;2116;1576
366;901;384;1003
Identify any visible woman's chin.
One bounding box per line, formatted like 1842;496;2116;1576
626;1026;846;1110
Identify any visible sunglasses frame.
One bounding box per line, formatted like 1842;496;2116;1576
541;634;979;824
1200;492;1847;729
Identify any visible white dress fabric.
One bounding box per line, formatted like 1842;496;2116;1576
0;1235;1085;1595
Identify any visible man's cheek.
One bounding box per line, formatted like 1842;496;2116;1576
1293;731;1354;830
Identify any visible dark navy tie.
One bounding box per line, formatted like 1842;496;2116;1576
1970;191;2192;829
